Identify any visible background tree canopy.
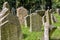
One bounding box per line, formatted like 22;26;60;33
52;0;60;8
0;0;60;10
0;0;16;9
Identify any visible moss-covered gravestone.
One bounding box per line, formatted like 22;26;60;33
0;8;9;40
30;10;45;32
1;2;23;40
2;10;23;40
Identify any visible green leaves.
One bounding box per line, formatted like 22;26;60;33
52;0;60;8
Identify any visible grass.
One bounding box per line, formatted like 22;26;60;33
21;13;60;40
21;25;44;40
51;13;60;39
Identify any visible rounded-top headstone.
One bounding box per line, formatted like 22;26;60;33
17;7;28;25
2;2;10;9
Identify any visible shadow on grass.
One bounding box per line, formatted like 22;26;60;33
23;34;28;39
50;39;60;40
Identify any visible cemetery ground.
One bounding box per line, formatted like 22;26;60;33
21;13;60;40
0;1;60;40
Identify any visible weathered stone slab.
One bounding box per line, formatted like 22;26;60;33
1;2;23;40
17;7;28;26
44;10;57;40
1;10;23;40
42;10;57;26
42;15;46;25
30;12;42;32
0;8;9;40
24;15;30;27
0;2;10;40
49;9;57;24
30;10;45;32
2;2;10;9
51;14;57;24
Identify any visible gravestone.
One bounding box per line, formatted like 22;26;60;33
42;15;46;26
51;14;57;24
0;8;9;40
44;10;51;40
56;8;60;15
1;2;23;40
17;7;28;26
24;15;30;27
49;9;57;23
2;2;9;9
30;13;42;32
42;9;57;25
1;2;10;40
30;10;45;32
11;7;16;15
44;10;57;40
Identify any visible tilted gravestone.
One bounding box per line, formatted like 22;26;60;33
1;10;23;40
1;2;10;40
51;13;57;24
30;10;45;32
44;10;51;40
0;8;9;40
42;14;56;25
17;7;28;26
1;2;23;40
44;10;57;40
49;9;57;24
42;9;57;25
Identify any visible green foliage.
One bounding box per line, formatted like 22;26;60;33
21;26;43;40
52;0;60;8
21;13;60;40
0;0;4;9
51;13;60;39
0;0;60;9
0;0;16;9
16;0;43;12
